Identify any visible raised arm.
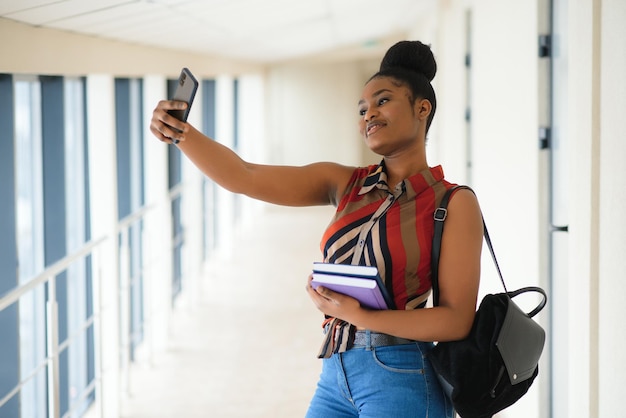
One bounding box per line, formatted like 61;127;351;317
150;100;355;207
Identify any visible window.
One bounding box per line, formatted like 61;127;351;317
202;79;218;259
167;79;184;300
11;75;93;418
15;76;47;418
0;74;19;417
63;77;92;417
115;78;146;357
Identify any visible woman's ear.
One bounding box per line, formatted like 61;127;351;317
415;99;432;120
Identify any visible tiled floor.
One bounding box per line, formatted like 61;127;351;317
120;205;337;418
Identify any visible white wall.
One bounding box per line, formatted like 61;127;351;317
566;1;600;416
429;5;471;184
553;0;626;416
85;74;120;418
467;3;544;417
595;1;626;416
141;75;174;361
213;75;237;256
237;73;269;225
266;61;371;167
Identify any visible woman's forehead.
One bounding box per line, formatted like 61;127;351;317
364;76;396;90
360;77;406;99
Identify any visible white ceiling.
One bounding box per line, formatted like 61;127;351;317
0;0;435;63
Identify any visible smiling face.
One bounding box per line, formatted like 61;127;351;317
357;76;430;157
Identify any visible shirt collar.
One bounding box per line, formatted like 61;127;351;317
358;160;445;199
358;163;388;195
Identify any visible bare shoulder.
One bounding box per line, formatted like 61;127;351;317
445;187;483;235
448;187;480;211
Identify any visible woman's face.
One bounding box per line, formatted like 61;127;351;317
357;76;427;156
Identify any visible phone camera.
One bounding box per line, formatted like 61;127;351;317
180;72;186;85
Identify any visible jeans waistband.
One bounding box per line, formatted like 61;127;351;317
352;330;415;348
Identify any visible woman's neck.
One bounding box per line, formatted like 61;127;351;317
383;154;428;188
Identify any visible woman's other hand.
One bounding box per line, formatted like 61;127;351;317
306;275;363;323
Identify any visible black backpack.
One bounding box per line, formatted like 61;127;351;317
427;186;547;418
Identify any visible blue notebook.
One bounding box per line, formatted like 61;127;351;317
311;263;395;310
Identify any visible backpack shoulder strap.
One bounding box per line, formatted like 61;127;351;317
431;185;507;307
431;185;465;306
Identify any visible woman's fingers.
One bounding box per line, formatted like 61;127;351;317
314;286;340;304
150;100;188;144
150;119;179;144
306;277;344;311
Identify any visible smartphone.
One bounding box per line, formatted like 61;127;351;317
167;67;198;123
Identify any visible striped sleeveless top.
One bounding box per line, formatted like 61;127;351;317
321;162;453;310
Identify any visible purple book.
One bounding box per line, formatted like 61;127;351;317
311;263;394;310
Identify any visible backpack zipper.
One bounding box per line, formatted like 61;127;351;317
490;366;506;398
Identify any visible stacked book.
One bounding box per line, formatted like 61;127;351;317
311;262;394;310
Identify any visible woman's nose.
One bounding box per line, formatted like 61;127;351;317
364;108;377;122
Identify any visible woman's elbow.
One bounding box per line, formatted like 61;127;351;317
449;309;476;341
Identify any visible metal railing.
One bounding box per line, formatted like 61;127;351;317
117;203;156;399
0;236;107;418
0;199;170;418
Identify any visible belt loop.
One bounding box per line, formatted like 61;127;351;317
365;330;372;351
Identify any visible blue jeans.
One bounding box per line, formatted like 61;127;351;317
306;340;454;418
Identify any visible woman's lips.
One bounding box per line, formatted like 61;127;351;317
366;121;385;136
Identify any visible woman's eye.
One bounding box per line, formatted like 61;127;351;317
358;97;388;116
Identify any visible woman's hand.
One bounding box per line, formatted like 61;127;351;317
306;275;363;323
150;100;189;144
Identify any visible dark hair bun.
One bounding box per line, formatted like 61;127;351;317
379;40;437;82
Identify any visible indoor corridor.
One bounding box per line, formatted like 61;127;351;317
118;205;336;418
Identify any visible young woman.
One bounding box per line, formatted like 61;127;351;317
151;40;483;418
